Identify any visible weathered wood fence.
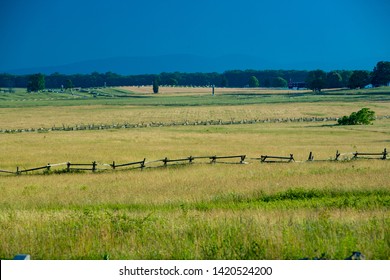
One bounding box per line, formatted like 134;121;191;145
111;159;146;170
0;149;388;176
17;164;51;174
67;162;98;172
259;154;295;163
353;148;387;160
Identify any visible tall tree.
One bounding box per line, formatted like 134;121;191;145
306;70;327;92
339;70;353;88
64;79;73;90
27;73;45;92
326;71;343;88
248;76;259;87
371;61;390;87
153;78;159;93
272;77;288;88
220;75;228;87
348;70;371;89
167;78;178;86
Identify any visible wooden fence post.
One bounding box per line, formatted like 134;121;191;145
383;148;388;160
335;150;340;161
112;161;116;169
308;152;314;161
16;166;20;175
163;157;168;166
92;161;97;172
47;163;51;172
67;162;71;172
188;156;194;164
140;158;146;169
289;154;295;162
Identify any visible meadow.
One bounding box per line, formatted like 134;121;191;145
0;86;389;259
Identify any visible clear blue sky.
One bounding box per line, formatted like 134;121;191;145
1;0;389;72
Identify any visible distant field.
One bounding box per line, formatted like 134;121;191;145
0;87;389;260
2;102;390;130
1;86;390;109
1;86;390;130
120;86;311;95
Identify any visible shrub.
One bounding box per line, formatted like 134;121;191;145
338;108;375;125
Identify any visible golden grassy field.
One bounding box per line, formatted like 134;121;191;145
1;102;390;130
1;86;389;131
0;120;389;168
120;86;311;95
0;88;389;260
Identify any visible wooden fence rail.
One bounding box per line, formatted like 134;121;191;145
161;157;193;166
18;165;50;174
0;169;14;174
260;154;295;163
66;161;97;172
353;148;387;160
111;159;146;169
0;149;387;176
209;155;246;164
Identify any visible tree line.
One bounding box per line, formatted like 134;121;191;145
305;61;390;92
0;70;308;90
0;61;389;92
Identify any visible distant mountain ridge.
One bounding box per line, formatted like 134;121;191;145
3;54;378;75
4;54;275;75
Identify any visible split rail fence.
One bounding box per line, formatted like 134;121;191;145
0;149;387;176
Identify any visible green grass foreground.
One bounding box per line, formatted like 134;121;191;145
1;162;389;260
0;187;388;260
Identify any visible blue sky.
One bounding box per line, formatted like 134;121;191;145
1;0;389;72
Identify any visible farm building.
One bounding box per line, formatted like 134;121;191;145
288;80;306;89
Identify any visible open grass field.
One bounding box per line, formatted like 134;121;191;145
119;86;312;95
0;87;389;260
1;86;390;130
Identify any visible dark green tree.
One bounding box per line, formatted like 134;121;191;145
371;61;390;87
167;78;178;86
27;73;45;92
64;79;73;90
339;70;353;88
248;76;259;87
338;108;375;125
272;77;288;88
153;78;159;93
306;70;327;92
348;70;371;89
326;71;343;88
220;75;228;87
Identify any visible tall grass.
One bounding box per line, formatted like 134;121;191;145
0;207;388;259
1;160;389;259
